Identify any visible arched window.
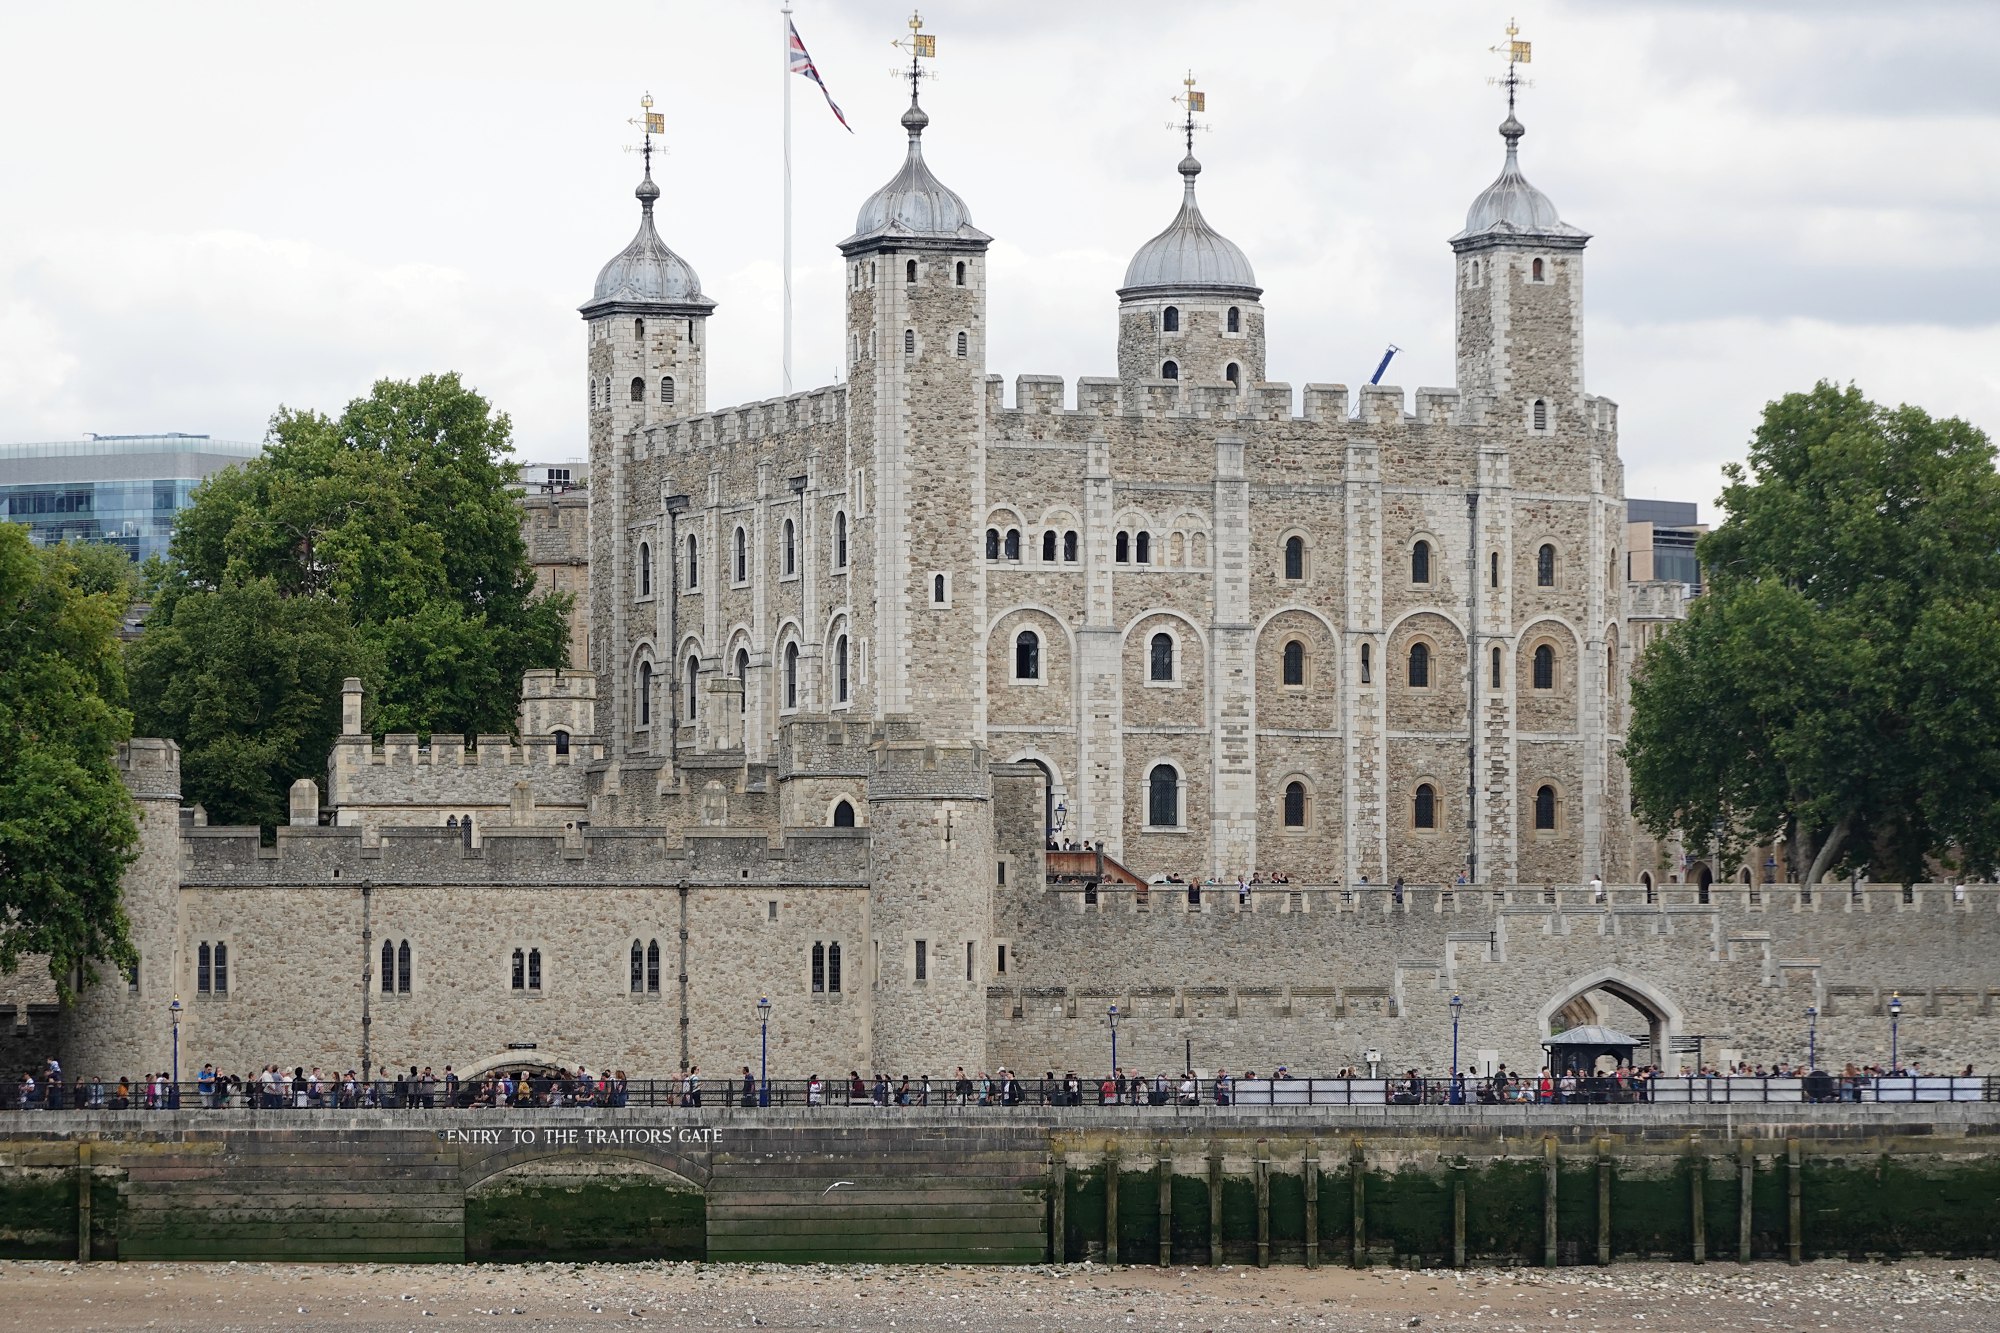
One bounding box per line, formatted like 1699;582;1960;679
527;948;542;990
1537;544;1555;586
986;528;1001;560
834;511;848;568
1227;305;1241;333
831;800;856;829
1042;530;1056;562
1360;643;1372;684
1282;640;1306;687
686;654;700;718
1490;646;1502;689
1469;259;1479;284
638;662;652;725
1115;532;1130;563
638;542;651;597
956;331;968;357
1135;532;1151;564
1149;632;1174;682
783;518;797;575
590;378;597;408
634;318;645;339
1534;785;1557;831
381;940;395;994
736;648;749;713
827;942;843;992
200;941;213;993
1533;643;1555;690
397;939;411;993
1533;399;1548;431
1532;257;1545;280
1411;540;1431;584
906;258;917;283
686;533;698;588
1015;630;1040;680
447;815;458;828
1408;642;1431;689
1063;530;1079;562
1283;781;1306;828
1491;551;1499;588
903;328;916;355
1284;535;1304;581
1004;529;1020;561
1161;360;1179;380
1162;306;1179;332
214;942;227;992
784;642;799;709
629;376;645;402
1414;784;1437;830
554;728;570;756
812;942;826;992
1148;764;1180;827
1225;363;1240;385
834;634;849;703
660;376;675;404
630;939;644;993
646;939;660;992
933;573;946;603
733;526;747;583
511;947;525;990
954;261;966;286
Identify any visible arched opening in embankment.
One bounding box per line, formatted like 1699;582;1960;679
464;1155;706;1262
1537;968;1685;1074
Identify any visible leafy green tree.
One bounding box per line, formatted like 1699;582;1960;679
0;525;138;995
137;372;571;821
1627;382;2000;885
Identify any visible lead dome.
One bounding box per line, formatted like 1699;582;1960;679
844;100;990;248
1452;114;1589;244
581;166;714;315
1120;153;1260;298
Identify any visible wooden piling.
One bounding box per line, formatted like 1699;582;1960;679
1690;1137;1706;1264
75;1142;92;1263
1787;1138;1802;1265
1595;1139;1611;1267
1452;1157;1468;1269
1157;1142;1172;1267
1105;1147;1120;1266
1542;1136;1558;1268
1051;1150;1066;1264
1254;1140;1271;1269
1350;1139;1366;1268
1207;1145;1224;1268
1737;1138;1754;1263
1303;1142;1320;1270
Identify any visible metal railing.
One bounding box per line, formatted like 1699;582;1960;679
7;1074;1994;1112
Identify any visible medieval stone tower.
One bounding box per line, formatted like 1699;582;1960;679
839;87;996;1072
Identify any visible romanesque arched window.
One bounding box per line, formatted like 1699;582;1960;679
1414;784;1437;830
638;542;651;597
832;801;856;828
986;528;1001;560
397;940;411;993
1491;646;1502;689
955;261;966;286
1004;529;1020;561
646;939;660;992
1161;361;1179;380
1015;630;1040;680
637;662;652;725
834;634;849;703
630;377;646;402
834;511;848;569
1284;535;1304;581
686;654;701;718
1532;257;1545;281
906;259;917;283
956;331;968;358
1064;530;1079;562
933;573;946;603
1537;543;1556;586
1163;306;1179;332
1283;781;1306;828
783;518;797;575
1533;643;1555;690
630;939;644;993
1149;632;1175;682
1225;363;1240;385
1533;399;1548;431
1282;639;1306;687
1407;642;1431;689
1115;532;1130;563
1042;531;1056;562
660;376;675;405
686;533;699;588
784;642;799;709
904;328;916;355
634;318;645;339
1135;532;1151;564
736;648;750;713
1148;764;1180;827
1412;540;1432;584
1535;785;1557;831
734;526;747;583
1227;306;1241;333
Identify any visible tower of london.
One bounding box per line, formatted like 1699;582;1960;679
26;64;2000;1095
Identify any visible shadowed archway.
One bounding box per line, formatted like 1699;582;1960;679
1536;967;1685;1072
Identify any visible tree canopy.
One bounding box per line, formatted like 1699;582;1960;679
131;373;570;824
1627;382;2000;885
0;527;139;995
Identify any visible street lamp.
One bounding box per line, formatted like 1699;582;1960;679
1449;994;1463;1103
1806;1005;1819;1072
755;995;772;1107
1887;992;1903;1073
168;995;183;1090
1107;1005;1120;1091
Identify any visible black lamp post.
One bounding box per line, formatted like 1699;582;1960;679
169;994;182;1088
1888;992;1903;1073
1449;994;1463;1102
1107;1005;1119;1089
1806;1004;1818;1072
756;995;772;1107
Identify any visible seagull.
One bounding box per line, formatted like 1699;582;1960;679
822;1181;855;1195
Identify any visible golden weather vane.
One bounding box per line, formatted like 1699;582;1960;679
1168;70;1209;155
624;91;667;169
1487;17;1534;114
890;10;936;101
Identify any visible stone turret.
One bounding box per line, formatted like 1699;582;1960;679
1117;150;1265;394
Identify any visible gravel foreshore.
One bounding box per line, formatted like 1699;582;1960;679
2;1257;1996;1332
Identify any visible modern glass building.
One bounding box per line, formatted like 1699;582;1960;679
0;434;263;564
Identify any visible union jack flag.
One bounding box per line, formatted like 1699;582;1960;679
788;20;851;133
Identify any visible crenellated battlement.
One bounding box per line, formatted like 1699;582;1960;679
114;738;182;802
983;373;1617;435
636;383;848;457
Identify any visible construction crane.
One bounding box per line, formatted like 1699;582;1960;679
1369;344;1400;386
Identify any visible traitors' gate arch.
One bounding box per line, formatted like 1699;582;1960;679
1535;967;1686;1070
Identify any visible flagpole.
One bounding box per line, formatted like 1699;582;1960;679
781;1;794;396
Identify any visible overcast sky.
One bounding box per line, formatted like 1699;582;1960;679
4;1;1997;517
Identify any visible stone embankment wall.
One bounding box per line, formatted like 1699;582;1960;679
2;1106;1997;1266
